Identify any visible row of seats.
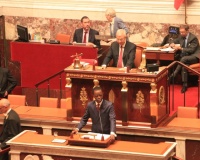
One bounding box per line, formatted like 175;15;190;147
8;94;71;108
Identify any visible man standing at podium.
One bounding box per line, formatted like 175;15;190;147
71;87;116;142
102;29;136;68
73;16;100;48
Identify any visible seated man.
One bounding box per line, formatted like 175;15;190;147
0;99;21;160
0;67;17;98
102;29;136;68
73;16;100;48
170;24;200;93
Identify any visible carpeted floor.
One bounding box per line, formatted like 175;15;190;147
169;84;199;114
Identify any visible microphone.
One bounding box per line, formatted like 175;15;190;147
98;104;104;141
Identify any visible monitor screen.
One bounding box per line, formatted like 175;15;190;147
168;26;179;35
17;25;29;42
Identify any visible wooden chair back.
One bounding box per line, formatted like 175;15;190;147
39;97;58;108
177;106;198;119
8;94;26;106
56;33;71;44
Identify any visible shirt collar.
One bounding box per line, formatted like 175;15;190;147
110;17;115;25
4;108;11;117
120;41;126;48
95;100;103;106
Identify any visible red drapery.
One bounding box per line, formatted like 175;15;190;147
174;0;184;10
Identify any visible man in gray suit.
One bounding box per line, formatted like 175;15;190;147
102;29;136;68
170;24;200;93
71;87;116;142
73;16;100;48
105;8;129;38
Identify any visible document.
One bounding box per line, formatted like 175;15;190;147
145;47;160;51
52;138;66;143
81;132;110;140
160;47;175;52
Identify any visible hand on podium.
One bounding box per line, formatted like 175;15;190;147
71;128;79;135
110;134;115;144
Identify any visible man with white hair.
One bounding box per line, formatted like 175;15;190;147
105;8;129;38
102;29;136;68
0;98;21;160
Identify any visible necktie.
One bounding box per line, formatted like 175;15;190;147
83;31;87;43
117;46;123;68
96;103;100;111
182;37;186;48
110;23;113;37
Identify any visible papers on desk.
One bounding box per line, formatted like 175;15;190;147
160;47;175;52
52;138;66;143
81;133;110;140
146;47;175;52
145;47;160;51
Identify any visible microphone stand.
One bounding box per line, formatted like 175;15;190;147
98;108;104;141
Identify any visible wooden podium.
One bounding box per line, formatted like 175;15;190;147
64;65;169;127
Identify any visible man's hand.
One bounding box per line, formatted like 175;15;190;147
4;91;8;97
110;134;115;144
101;65;106;69
71;128;79;135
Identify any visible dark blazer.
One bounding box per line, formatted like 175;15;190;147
77;100;116;134
0;67;17;98
173;33;200;59
102;41;136;68
73;28;100;48
0;109;21;149
112;17;129;38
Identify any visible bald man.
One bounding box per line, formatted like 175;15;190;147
0;99;21;160
102;29;136;68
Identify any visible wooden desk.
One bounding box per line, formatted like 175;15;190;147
1;106;200;159
145;49;176;65
167;117;200;129
7;130;176;160
65;65;169;127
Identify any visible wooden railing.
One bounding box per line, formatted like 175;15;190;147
35;69;65;106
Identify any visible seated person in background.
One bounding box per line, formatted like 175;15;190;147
0;67;17;98
102;29;136;69
0;99;21;160
160;26;179;47
105;8;129;38
170;24;200;93
73;16;100;48
71;86;116;143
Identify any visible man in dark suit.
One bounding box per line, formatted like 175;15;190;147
102;29;136;68
0;98;21;160
170;24;200;93
73;16;100;48
71;87;116;142
0;67;17;98
105;8;129;38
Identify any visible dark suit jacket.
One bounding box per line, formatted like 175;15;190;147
73;28;100;48
112;17;129;38
173;33;200;59
102;41;136;68
0;67;17;98
77;100;116;134
0;109;21;149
